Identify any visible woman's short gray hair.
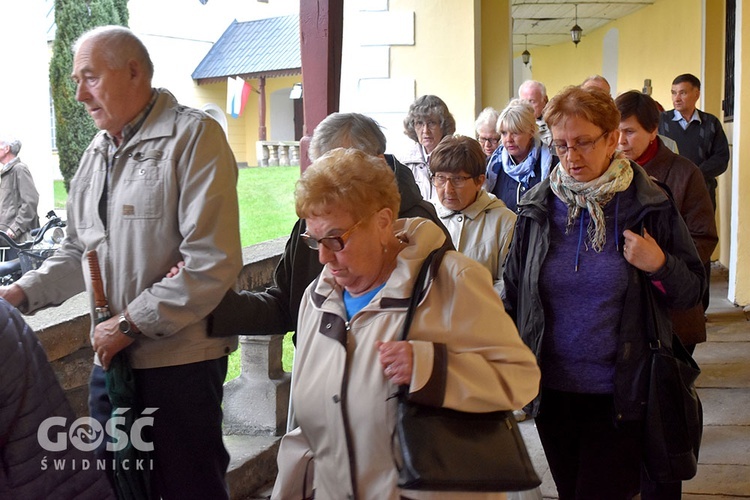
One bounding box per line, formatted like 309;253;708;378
295;148;400;222
403;95;456;143
474;107;500;135
310;113;386;160
497;99;538;136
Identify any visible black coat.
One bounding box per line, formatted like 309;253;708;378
0;299;114;499
503;162;705;420
209;155;448;337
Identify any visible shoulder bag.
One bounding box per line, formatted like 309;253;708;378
393;246;541;492
641;271;703;482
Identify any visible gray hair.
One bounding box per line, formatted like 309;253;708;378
74;25;154;81
497;99;538;136
518;80;547;99
581;75;611;93
309;112;387;160
403;95;456;143
0;136;21;156
474;107;500;134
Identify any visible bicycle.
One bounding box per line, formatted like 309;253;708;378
0;211;67;286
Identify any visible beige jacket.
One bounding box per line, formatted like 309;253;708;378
274;218;540;500
432;190;516;297
17;89;241;368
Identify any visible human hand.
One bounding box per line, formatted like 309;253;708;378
166;261;185;278
5;229;15;240
622;228;666;273
92;315;134;370
0;284;28;308
377;340;413;386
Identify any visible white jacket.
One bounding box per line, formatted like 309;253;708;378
431;190;516;297
273;217;540;500
399;143;434;200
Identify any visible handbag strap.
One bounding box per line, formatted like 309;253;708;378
399;242;451;342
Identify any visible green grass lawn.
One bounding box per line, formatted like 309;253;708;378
54;165;300;381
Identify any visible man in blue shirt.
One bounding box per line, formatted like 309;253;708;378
658;73;729;211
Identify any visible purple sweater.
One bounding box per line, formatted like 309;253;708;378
538;193;630;394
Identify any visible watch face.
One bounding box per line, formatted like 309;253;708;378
119;317;130;333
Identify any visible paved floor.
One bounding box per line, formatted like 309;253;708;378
244;266;750;499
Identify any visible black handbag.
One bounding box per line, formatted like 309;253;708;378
393;247;542;492
641;272;703;483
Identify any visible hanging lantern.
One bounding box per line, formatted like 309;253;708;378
571;5;583;46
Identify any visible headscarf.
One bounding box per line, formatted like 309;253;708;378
549;152;633;252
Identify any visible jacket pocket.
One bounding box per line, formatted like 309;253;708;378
121;150;165;220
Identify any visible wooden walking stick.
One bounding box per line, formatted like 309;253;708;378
87;249;151;498
87;249;111;324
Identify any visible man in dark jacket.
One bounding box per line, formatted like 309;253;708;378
209;112;447;339
0;298;114;499
658;73;729;211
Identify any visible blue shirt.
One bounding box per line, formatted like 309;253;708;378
343;283;386;320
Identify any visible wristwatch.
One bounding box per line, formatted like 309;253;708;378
118;313;139;339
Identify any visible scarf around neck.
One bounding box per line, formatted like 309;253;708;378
549;153;633;252
502;137;541;185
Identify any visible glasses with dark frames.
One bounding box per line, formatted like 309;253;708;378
300;217;367;252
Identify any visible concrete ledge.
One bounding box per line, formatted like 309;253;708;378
237;237;287;292
225;435;281;499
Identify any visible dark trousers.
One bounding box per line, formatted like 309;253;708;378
89;365;115;487
535;388;642;500
89;358;230;500
640;469;683;499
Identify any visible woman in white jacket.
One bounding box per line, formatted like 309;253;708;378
428;136;517;297
272;148;540;500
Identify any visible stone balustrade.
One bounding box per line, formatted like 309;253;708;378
256;141;300;167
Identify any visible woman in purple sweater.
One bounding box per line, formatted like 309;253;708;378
503;86;705;499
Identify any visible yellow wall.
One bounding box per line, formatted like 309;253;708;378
388;0;480;136
193;75;300;165
480;0;512;110
528;0;702;107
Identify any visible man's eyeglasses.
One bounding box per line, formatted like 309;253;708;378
301;217;366;252
478;136;501;146
551;131;608;157
431;174;476;188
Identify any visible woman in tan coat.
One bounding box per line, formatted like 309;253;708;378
272;148;540;500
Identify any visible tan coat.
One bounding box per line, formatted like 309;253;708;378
17;89;241;368
274;218;540;500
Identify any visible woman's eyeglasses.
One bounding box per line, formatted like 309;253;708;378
414;120;441;131
551;131;608;156
478;136;500;146
301;218;366;252
431;174;476;188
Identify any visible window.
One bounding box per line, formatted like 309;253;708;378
723;0;735;122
